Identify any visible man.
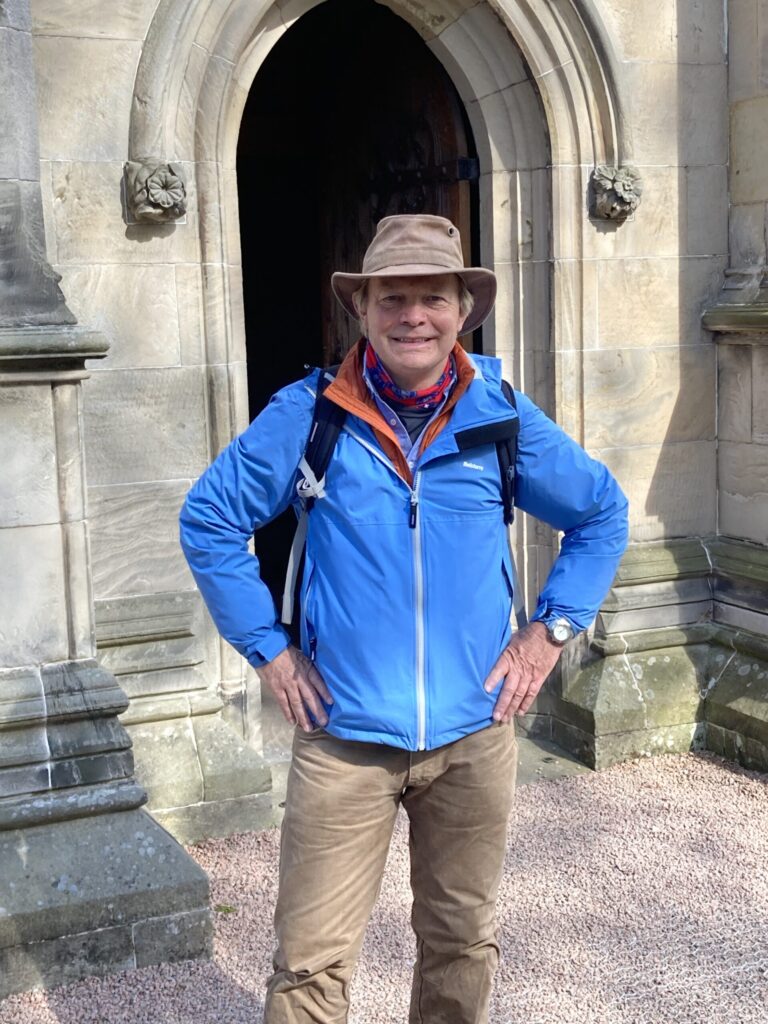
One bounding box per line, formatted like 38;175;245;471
180;214;628;1023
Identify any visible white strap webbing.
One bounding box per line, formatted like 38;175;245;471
281;509;308;625
281;457;328;625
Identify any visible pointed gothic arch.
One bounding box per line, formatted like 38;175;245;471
127;0;629;681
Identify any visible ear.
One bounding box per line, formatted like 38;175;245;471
457;312;468;335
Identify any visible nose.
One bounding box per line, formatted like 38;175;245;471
399;300;427;325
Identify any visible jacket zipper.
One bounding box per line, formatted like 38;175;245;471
344;424;428;749
411;473;426;750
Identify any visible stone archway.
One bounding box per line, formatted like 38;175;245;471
128;0;629;704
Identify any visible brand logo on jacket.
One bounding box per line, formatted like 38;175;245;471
462;461;484;471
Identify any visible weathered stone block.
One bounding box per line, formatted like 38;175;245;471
82;367;208;486
41;660;128;721
0;524;68;667
0;26;38;181
428;2;528;101
728;0;759;102
126;717;204;810
598;441;716;542
718;344;753;442
473;79;548;172
705;649;768;746
0;1;31;30
176;263;206;365
0;808;210;998
714;601;768;635
568;346;716;449
601;0;723;63
192;713;271;802
0;922;135;998
752;345;768;441
133;908;213;968
719;440;768;544
56;264;182;370
30;0;159;39
597;577;712;634
0;385;58;529
50;162;200;265
153;790;276;845
89;481;195;599
595;255;726;348
731;97;768;203
0;180;74;326
562;645;706;736
623;63;727;167
0;723;49;769
704;721;768;772
0;666;45;727
685;164;728;257
33;37;140;163
728;202;766;268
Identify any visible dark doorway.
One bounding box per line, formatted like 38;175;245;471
236;0;479;625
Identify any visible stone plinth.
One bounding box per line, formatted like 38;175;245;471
0;323;212;996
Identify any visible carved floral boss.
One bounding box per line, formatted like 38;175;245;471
589;165;643;222
124;161;187;223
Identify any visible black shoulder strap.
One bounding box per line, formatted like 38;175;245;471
303;364;345;511
497;380;518;526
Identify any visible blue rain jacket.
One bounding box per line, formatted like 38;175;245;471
179;355;628;751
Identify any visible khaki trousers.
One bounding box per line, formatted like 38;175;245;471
264;722;517;1024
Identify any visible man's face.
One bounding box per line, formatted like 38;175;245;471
359;275;467;392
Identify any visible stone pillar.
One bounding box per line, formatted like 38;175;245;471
0;0;211;998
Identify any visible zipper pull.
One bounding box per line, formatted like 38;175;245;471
309;636;318;662
409;493;419;529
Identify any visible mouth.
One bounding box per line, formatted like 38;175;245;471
390;336;435;345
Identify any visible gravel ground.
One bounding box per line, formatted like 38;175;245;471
1;752;766;1024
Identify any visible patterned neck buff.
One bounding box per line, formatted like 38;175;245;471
364;341;456;411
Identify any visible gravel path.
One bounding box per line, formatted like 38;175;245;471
1;752;766;1024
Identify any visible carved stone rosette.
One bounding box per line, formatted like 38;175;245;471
589;164;643;222
124;160;187;223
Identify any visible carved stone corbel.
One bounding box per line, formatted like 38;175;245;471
589;164;643;223
123;160;187;223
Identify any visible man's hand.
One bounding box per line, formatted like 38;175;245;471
259;646;333;732
483;621;563;722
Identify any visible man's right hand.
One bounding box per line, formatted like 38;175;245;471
259;646;333;732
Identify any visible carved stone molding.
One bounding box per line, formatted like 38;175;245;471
589;164;643;222
702;267;768;339
123;160;187;223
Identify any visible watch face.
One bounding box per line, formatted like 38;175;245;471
551;620;572;643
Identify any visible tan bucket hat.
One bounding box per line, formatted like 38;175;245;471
331;214;497;334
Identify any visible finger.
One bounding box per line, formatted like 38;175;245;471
288;694;313;733
274;690;297;726
483;652;510;693
297;678;329;727
306;662;334;705
493;672;528;722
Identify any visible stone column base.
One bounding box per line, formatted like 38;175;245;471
0;807;211;999
521;630;768;773
123;699;275;844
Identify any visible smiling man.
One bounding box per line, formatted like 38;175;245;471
180;214;628;1024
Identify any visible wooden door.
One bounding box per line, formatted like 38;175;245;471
318;47;478;365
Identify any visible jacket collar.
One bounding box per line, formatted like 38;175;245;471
324;339;515;483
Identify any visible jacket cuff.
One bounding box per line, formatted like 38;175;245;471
247;628;291;668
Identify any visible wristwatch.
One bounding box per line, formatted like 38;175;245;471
544;617;575;646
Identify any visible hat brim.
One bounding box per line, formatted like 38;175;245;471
331;265;497;335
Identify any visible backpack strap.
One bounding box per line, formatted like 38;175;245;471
497;379;518;527
497;380;527;628
281;366;345;625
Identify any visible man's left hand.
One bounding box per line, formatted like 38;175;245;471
483;621;563;722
